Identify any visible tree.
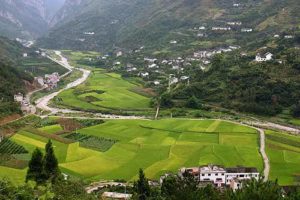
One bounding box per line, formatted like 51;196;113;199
160;93;174;108
134;169;150;200
26;148;45;184
44;140;60;182
292;103;300;118
185;96;200;109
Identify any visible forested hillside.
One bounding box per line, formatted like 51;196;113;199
0;37;33;118
39;0;300;51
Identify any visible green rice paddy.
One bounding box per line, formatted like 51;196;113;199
56;70;151;111
0;119;266;184
265;130;300;185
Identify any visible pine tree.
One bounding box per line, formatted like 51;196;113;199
26;148;45;183
134;169;150;200
44;140;60;181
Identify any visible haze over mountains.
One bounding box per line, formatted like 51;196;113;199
0;0;65;39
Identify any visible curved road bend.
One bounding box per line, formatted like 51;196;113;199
35;51;91;114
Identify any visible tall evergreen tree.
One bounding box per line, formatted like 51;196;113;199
26;148;45;183
134;169;150;200
44;140;60;181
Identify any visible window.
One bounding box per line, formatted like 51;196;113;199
202;174;205;176
215;173;218;176
239;175;245;177
222;173;224;176
208;174;211;176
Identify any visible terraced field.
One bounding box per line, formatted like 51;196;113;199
265;130;300;185
56;70;151;111
0;119;264;184
61;119;261;180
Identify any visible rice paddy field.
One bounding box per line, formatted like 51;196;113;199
0;119;266;184
265;130;300;185
55;69;151;111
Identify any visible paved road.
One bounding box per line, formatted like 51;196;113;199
35;51;91;114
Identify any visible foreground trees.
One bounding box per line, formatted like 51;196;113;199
132;170;300;200
26;140;60;183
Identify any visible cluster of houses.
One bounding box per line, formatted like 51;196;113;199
161;165;259;191
35;72;60;90
14;93;36;114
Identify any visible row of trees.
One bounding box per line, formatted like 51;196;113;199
26;140;60;184
133;169;300;200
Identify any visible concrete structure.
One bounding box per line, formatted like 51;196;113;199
14;93;24;102
178;165;259;188
255;52;273;62
101;192;132;200
23;53;28;57
45;72;60;90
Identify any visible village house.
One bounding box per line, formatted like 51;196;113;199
144;57;157;63
116;51;123;57
177;165;259;188
274;34;280;38
212;27;231;31
227;22;242;26
101;192;132;200
153;81;160;85
233;3;240;7
139;72;149;77
45;72;60;90
14;93;24;102
284;35;294;39
148;63;159;69
84;32;95;35
255;52;273;62
170;40;178;44
241;28;253;33
23;53;28;57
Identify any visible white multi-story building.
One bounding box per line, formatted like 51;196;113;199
178;165;259;187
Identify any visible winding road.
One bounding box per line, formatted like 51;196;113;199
35;51;91;114
31;51;300;182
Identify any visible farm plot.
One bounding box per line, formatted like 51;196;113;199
38;124;63;134
265;130;300;185
71;119;263;181
56;70;151;111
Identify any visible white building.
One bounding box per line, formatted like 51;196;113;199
212;27;231;31
140;72;149;77
116;51;123;57
255;52;273;62
179;165;259;188
224;167;259;185
14;93;24;102
170;40;178;44
102;192;132;200
284;35;294;39
241;28;253;33
23;53;28;57
154;81;160;85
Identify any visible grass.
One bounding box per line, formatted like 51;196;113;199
265;130;300;185
38;124;63;134
56;69;151;111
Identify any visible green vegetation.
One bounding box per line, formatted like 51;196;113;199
0;119;265;184
65;133;117;152
38;124;63;134
0;138;28;154
265;130;300;185
56;69;151;111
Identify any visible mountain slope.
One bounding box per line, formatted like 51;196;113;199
0;37;33;118
0;0;65;39
39;0;300;51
